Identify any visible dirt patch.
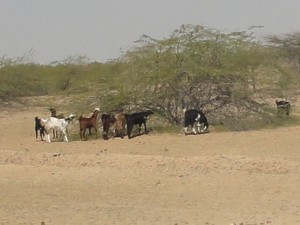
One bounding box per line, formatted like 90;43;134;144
0;106;299;225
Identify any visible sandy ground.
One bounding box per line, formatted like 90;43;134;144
0;105;299;225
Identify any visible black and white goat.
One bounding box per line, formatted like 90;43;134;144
183;109;209;135
35;116;45;141
275;100;291;115
40;114;77;143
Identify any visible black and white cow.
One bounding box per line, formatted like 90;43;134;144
183;109;209;135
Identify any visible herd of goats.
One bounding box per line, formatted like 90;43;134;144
34;99;291;143
34;107;210;143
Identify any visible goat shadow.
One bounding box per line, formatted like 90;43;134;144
128;132;145;139
184;130;210;136
127;128;154;139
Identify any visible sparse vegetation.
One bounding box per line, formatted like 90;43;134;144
1;24;300;131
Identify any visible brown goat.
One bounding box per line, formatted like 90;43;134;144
101;113;116;140
113;112;126;139
79;108;100;140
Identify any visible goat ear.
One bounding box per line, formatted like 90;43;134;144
68;114;76;119
66;117;75;122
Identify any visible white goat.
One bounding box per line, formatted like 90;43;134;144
40;114;77;143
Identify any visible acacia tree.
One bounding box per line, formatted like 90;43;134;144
120;25;276;124
266;32;300;64
265;32;300;100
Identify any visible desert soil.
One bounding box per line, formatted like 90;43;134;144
0;104;299;225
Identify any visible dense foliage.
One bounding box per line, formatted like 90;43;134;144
1;24;300;130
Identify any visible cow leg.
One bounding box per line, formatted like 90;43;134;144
55;130;60;139
102;126;109;140
44;130;50;143
144;122;148;134
122;125;126;138
195;123;200;133
120;127;125;139
83;129;87;140
45;133;51;143
94;127;98;138
122;124;126;138
194;113;201;134
40;130;45;141
62;130;68;142
112;127;116;139
184;127;189;135
199;123;203;133
127;124;133;139
203;124;208;132
103;132;108;140
192;124;197;135
35;128;38;139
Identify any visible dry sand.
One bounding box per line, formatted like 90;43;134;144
0;105;299;225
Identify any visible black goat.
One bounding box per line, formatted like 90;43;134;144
35;116;45;141
125;110;154;139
